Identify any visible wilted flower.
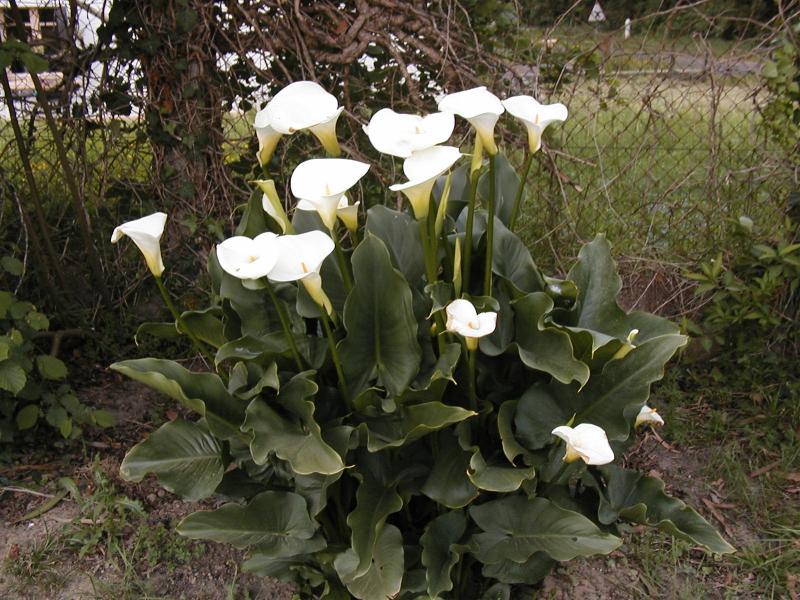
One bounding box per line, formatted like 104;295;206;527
216;232;279;281
363;108;454;157
501;95;568;153
551;423;614;465
291;159;370;230
635;405;665;428
389;146;461;220
438;87;504;155
264;81;344;156
297;196;360;235
445;298;497;351
270;231;335;313
111;212;168;277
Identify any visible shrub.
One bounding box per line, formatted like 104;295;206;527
112;83;731;598
0;285;113;442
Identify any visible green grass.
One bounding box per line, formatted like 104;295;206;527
628;351;800;599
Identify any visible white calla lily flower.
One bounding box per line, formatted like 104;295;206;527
111;212;168;277
551;423;615;465
270;231;335;313
438;87;504;155
635;405;665;428
216;232;279;281
253;109;282;166
298;195;360;235
445;299;497;351
501;95;568;153
389;146;462;220
265;81;344;156
364;109;455;157
291;159;370;230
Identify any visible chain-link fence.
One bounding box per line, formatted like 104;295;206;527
0;0;797;320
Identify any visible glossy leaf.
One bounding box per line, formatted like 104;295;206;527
335;523;404;600
366;205;425;286
598;465;735;554
421;431;478;508
470;496;621;563
339;234;422;397
358;401;476;451
242;372;345;475
345;476;403;578
420;511;467;597
512;292;589;386
109;358;245;440
120;419;223;501
177;491;318;553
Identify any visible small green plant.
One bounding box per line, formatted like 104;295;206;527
112;82;731;598
687;216;800;357
0;285;113;442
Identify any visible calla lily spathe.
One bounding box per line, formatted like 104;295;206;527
216;232;279;281
635;405;665;428
265;81;344;156
389;146;462;220
364;108;455;157
253;110;282;167
297;196;360;235
254;179;292;233
291;159;370;230
445;298;497;351
270;231;335;313
438;87;504;155
551;423;614;465
111;212;168;277
501;95;568;153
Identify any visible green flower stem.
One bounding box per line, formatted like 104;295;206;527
154;276;213;363
319;307;350;406
333;231;353;294
483;153;497;297
462;149;482;295
467;346;477;412
550;458;581;485
419;218;446;355
509;151;534;230
264;282;305;372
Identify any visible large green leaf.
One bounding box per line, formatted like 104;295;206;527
366;205;425;286
120;419;223;501
339;234;422;397
478;153;518;225
481;552;555;585
109;358;245;440
567;235;679;342
421;511;467;598
215;333;289;366
334;523;404;600
567;333;687;440
346;476;403;578
467;448;535;492
235;187;269;237
469;496;621;563
177;491;319;554
490;216;545;294
242;372;345;475
358;401;476;451
36;355;68;380
512;292;589;386
178;307;226;348
421;431;478;508
513;384;568;451
598;465;734;554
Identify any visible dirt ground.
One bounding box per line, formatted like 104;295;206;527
0;377;760;600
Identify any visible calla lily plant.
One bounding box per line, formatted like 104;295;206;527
111;81;733;600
